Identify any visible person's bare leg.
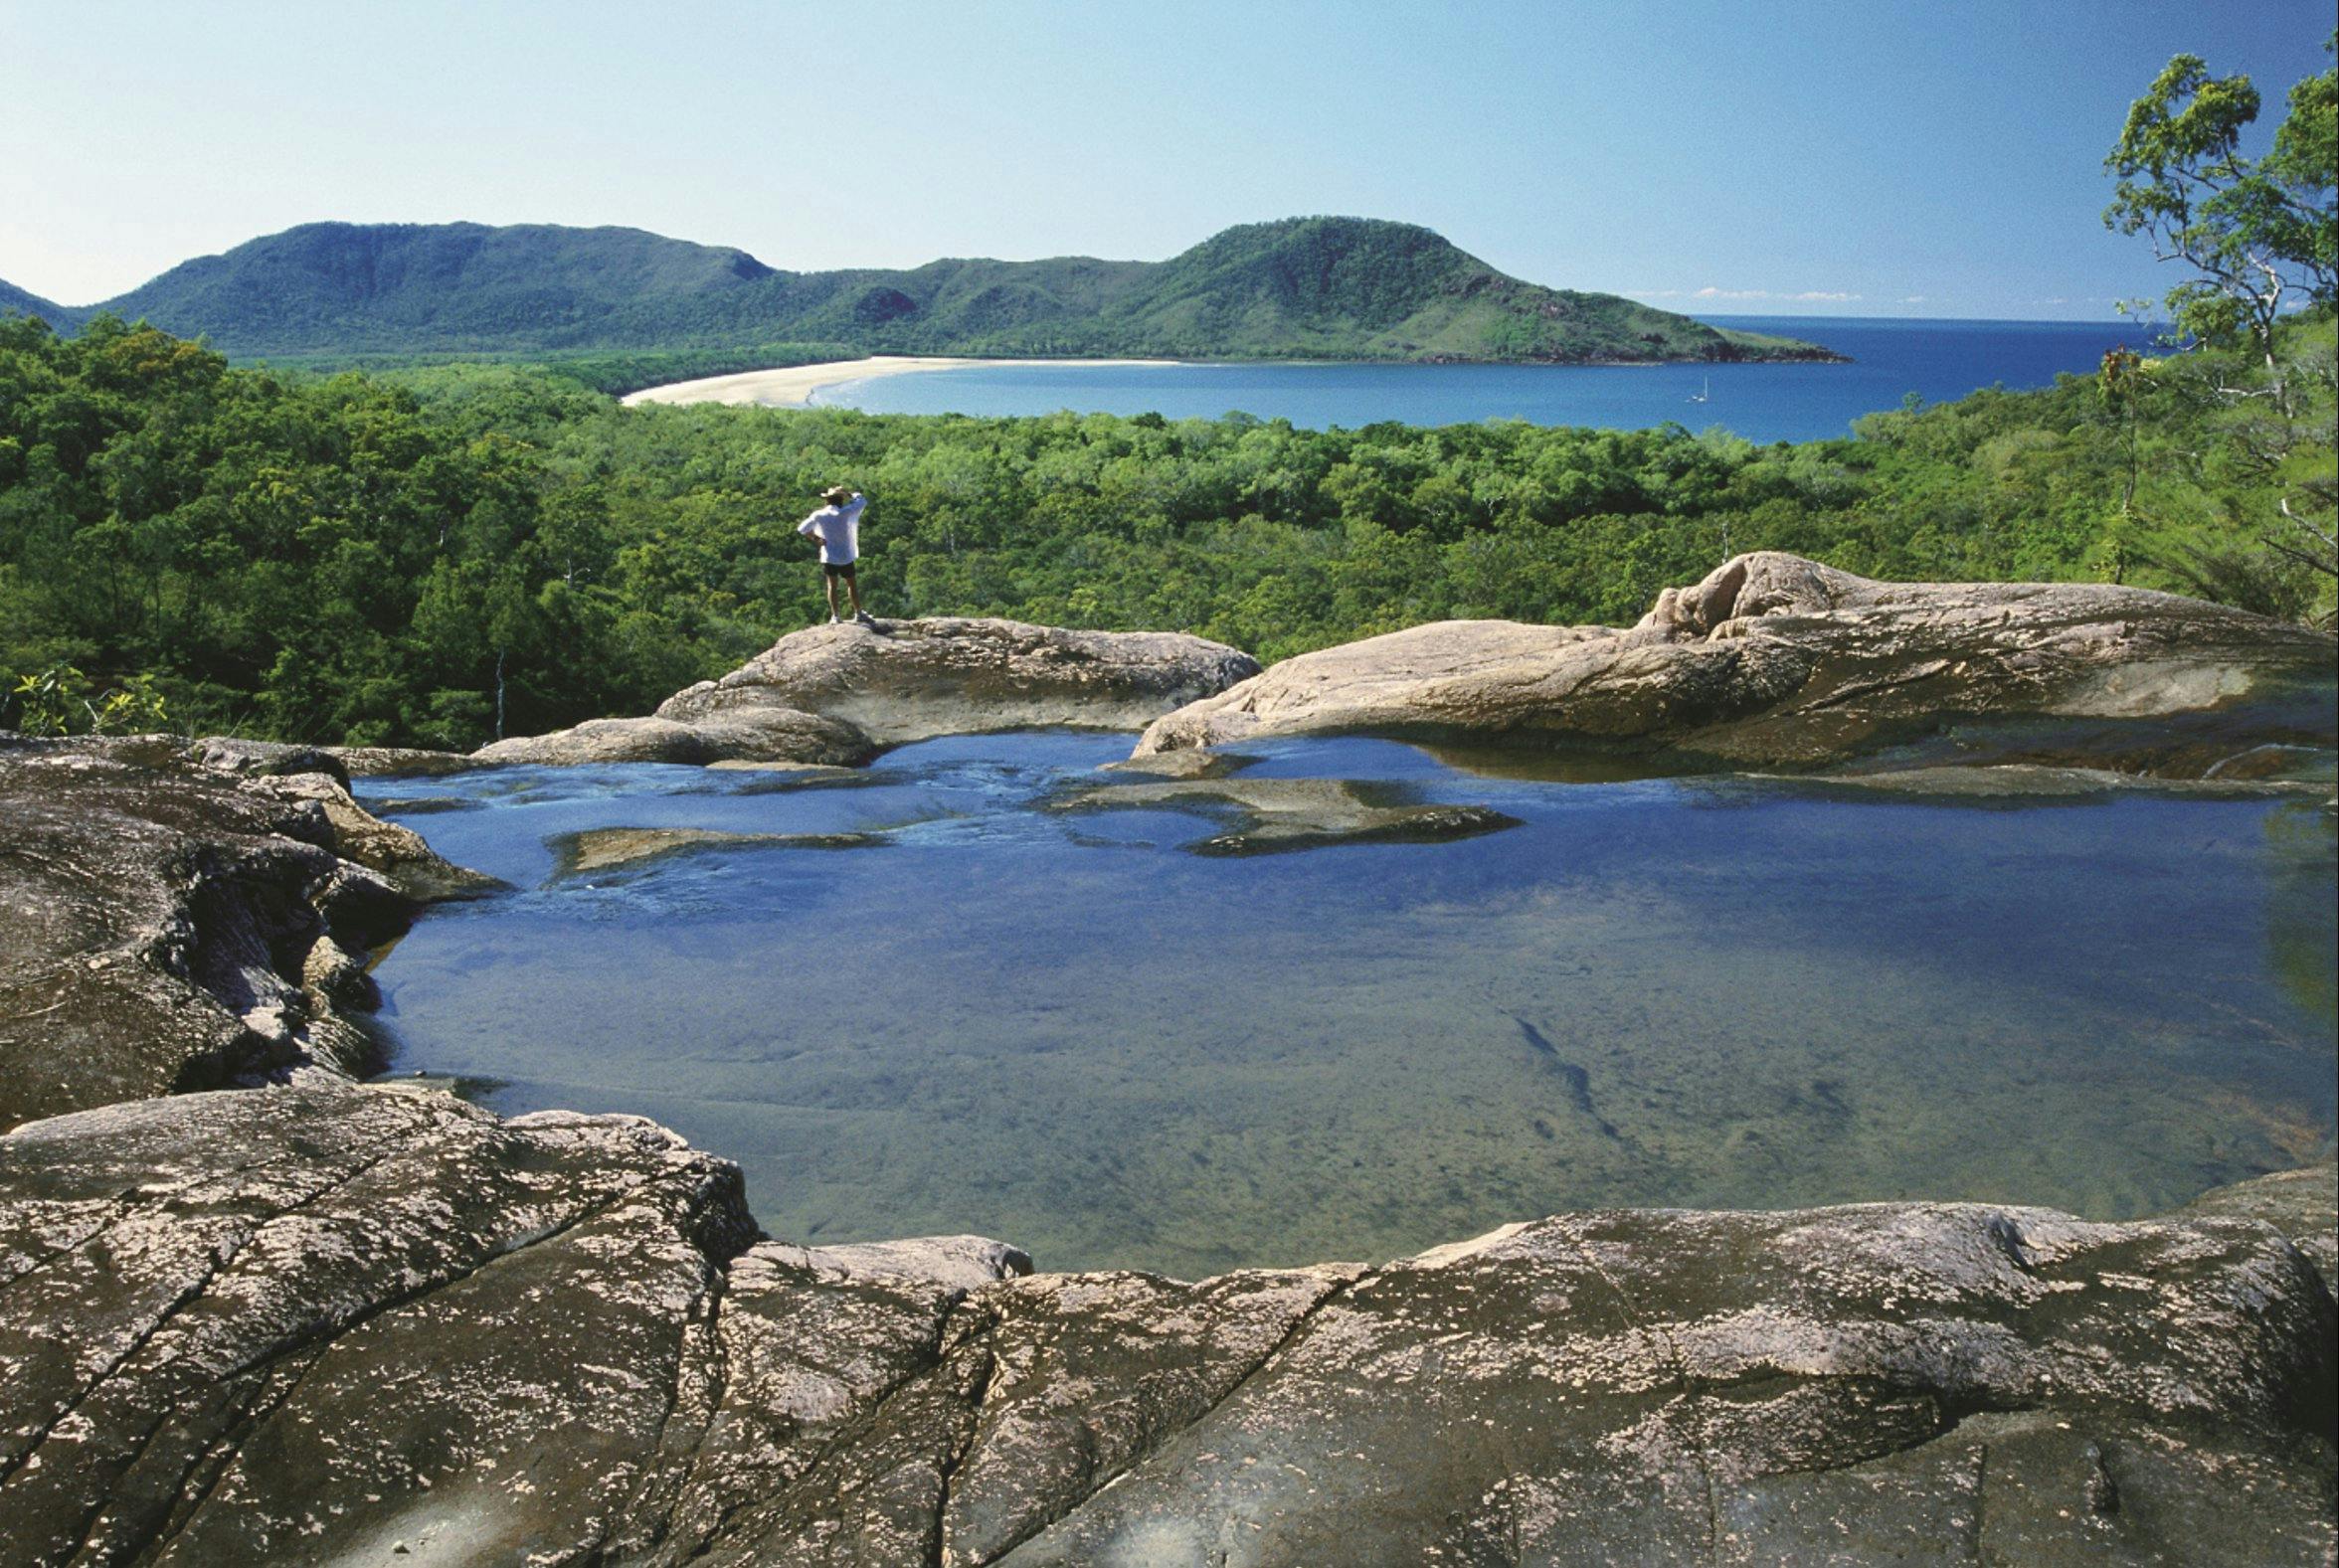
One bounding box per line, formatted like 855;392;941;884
823;572;841;621
845;569;865;618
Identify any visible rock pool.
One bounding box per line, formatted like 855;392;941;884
358;733;2337;1277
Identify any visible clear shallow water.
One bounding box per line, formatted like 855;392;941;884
360;734;2337;1277
813;317;2156;444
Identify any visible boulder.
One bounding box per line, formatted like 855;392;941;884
0;1081;2331;1566
656;616;1262;748
0;1083;756;1567
181;739;498;899
1135;553;2338;774
472;708;876;769
0;738;474;1129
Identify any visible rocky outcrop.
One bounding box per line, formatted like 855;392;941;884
0;1082;2331;1567
1135;553;2339;774
472;707;878;770
1050;775;1522;854
244;770;506;902
0;738;482;1129
1;734;2333;1564
551;825;885;876
187;734;351;786
2177;1160;2338;1289
472;618;1256;771
1734;762;2335;801
325;744;487;779
0;1083;759;1566
657;617;1262;749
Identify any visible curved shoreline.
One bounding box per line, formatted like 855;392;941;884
619;354;1186;410
615;347;1852;414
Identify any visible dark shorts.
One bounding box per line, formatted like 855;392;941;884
821;560;857;578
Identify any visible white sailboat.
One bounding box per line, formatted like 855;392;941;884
1688;375;1710;404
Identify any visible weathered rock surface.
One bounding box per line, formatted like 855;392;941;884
0;1083;756;1567
0;738;473;1129
7;616;2336;1566
246;770;506;901
472;707;878;770
657;617;1262;748
0;1082;2331;1567
325;744;488;779
551;825;886;877
1051;776;1522;855
1736;762;2336;801
186;734;350;787
184;740;500;897
1135;553;2339;774
2178;1160;2338;1289
1098;747;1258;781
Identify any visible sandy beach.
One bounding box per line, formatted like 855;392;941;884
620;356;1177;409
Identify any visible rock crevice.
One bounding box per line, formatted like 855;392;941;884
5;1084;2328;1566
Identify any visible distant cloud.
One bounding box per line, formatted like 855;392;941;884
1634;286;1864;302
1900;294;1928;304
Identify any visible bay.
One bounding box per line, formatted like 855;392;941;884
812;316;2160;443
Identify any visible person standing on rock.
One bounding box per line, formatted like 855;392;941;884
799;485;873;625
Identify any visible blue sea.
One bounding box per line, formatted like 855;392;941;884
812;316;2157;443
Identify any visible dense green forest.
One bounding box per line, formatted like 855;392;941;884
2;305;2329;749
0;217;1833;370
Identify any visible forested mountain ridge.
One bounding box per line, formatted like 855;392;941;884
0;216;1838;365
0;278;73;327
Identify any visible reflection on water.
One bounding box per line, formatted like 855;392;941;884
360;733;2338;1277
2265;802;2339;1037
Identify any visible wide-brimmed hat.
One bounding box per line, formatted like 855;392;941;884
820;485;854;504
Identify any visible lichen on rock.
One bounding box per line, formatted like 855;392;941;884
0;1085;2331;1565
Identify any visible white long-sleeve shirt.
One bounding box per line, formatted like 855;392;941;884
797;493;867;565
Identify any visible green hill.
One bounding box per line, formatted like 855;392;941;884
98;222;776;351
0;278;79;330
15;217;1840;366
1066;218;1808;362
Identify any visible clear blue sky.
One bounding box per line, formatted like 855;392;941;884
3;0;2329;317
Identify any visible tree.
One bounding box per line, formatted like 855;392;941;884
2105;37;2338;365
2102;36;2338;615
